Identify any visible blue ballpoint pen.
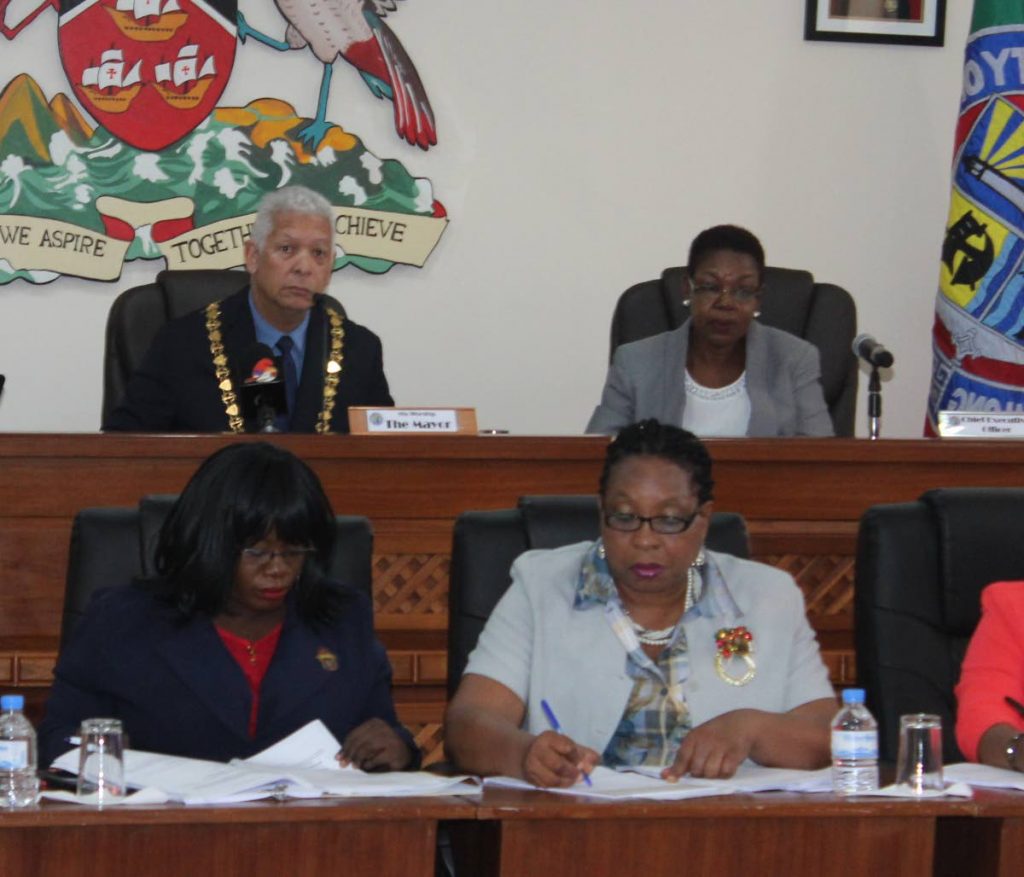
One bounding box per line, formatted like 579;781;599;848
540;699;593;787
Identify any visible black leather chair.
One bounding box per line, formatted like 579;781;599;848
855;488;1024;763
102;269;346;425
609;267;858;436
61;496;374;651
446;495;750;697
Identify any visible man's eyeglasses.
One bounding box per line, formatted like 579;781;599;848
603;511;700;535
240;546;315;565
690;283;762;303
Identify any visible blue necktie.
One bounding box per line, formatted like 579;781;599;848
276;335;298;428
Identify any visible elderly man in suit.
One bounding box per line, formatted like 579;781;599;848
104;185;392;434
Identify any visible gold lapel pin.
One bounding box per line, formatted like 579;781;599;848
316;647;339;671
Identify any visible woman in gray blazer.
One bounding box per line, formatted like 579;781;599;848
444;421;836;787
587;226;833;437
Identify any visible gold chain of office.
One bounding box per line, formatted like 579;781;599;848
204;302;345;434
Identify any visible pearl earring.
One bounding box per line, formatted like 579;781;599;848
683;298;691;307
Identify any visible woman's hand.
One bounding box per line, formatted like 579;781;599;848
339;718;414;771
662;709;761;780
522;730;600;788
662;699;835;780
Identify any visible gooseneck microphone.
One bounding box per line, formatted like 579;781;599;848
851;335;893;440
237;344;287;432
852;334;894;369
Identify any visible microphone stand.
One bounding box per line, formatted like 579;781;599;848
867;365;882;440
255;399;280;433
256;411;279;433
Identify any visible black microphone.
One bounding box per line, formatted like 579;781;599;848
852;334;894;368
237;344;287;432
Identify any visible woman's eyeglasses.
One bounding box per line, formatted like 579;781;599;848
690;283;762;303
240;546;315;565
603;511;699;535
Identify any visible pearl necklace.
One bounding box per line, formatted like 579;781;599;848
627;563;701;647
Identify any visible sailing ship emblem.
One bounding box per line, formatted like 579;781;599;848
153;43;216;108
80;48;142;113
942;210;995;291
106;0;187;42
57;0;236;151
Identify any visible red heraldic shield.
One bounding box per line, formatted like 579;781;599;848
58;0;236;151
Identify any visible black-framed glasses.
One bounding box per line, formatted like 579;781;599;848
603;511;699;535
240;546;315;565
690;282;762;303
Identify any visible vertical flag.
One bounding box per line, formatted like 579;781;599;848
928;1;1024;434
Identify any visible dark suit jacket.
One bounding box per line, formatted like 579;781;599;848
38;584;417;768
103;288;393;433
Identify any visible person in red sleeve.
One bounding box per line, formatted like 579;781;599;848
956;582;1024;769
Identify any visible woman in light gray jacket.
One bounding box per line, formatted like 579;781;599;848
587;225;833;437
444;421;835;788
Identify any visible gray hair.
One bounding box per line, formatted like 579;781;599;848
250;186;335;250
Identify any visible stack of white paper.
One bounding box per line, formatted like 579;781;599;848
485;766;729;800
47;720;478;805
485;762;997;801
485;764;837;800
945;761;1024;791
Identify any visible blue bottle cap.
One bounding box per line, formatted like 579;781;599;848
0;694;24;711
842;688;866;704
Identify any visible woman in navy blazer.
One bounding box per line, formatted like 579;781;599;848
39;443;418;770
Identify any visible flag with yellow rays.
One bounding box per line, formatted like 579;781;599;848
928;1;1024;434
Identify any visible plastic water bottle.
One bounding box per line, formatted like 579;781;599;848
831;688;879;795
0;694;39;808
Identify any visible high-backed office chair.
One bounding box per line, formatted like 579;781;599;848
61;496;374;651
855;488;1024;763
446;495;750;697
102;269;347;424
609;267;858;436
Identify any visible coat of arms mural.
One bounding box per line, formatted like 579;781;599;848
0;0;446;285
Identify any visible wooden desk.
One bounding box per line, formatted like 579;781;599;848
4;434;1024;759
463;786;980;877
0;796;475;877
4;784;1024;877
935;787;1024;877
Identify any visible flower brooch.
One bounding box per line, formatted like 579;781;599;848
714;626;756;686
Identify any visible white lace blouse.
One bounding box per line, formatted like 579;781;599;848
681;370;751;437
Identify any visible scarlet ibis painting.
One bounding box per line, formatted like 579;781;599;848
238;1;436;150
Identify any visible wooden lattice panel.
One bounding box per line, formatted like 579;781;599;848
373;555;450;616
409;722;446;766
373;552;857;620
758;553;855;618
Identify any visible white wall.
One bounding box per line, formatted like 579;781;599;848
0;1;972;436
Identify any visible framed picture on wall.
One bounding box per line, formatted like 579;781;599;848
804;0;946;46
